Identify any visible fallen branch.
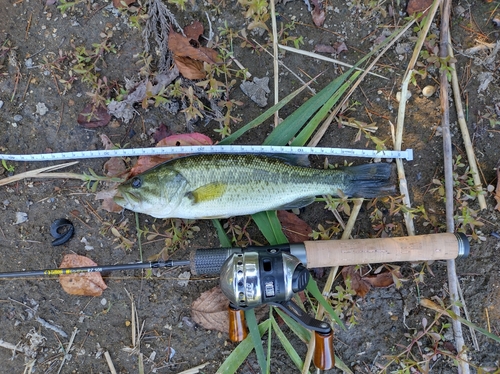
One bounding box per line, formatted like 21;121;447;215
439;0;470;372
447;35;487;210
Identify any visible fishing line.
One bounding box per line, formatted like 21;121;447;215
0;145;413;162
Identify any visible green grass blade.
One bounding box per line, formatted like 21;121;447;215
246;308;267;373
219;82;312;145
216;319;271;374
270;314;309;373
306;277;345;330
266;310;272;374
334;354;354;374
291;71;362;147
252;211;288;245
263;70;353;146
212;219;232;247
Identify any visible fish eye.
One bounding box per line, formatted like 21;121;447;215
131;177;142;188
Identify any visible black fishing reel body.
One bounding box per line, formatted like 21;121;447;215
219;246;335;370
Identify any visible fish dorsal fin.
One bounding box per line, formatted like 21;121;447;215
191;183;227;203
274;196;315;210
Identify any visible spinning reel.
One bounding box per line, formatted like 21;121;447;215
219;246;335;370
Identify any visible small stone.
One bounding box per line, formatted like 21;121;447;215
0;100;4;109
240;77;271;108
14;212;28;225
36;102;49;116
13;114;22;122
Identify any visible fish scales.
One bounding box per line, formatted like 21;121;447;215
114;154;394;219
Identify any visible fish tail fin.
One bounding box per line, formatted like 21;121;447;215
342;163;395;198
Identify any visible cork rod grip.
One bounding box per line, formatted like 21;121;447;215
304;233;468;268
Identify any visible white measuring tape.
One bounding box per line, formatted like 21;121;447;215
0;145;413;162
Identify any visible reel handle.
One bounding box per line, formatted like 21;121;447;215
313;330;335;370
228;304;248;342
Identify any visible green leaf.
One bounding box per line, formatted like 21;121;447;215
291;71;362;147
212;219;232;248
271;314;308;373
216;319;271;374
263;70;353;146
306;277;346;330
252;211;288;245
246;309;267;373
218;82;312;145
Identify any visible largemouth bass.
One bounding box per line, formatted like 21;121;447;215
114;154;394;219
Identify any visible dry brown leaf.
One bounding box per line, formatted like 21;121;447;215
406;0;433;16
311;0;325;27
184;21;204;40
168;31;220;64
342;265;400;297
191;286;268;333
173;55;206;80
314;44;337;54
277;210;313;243
59;254;107;296
191;286;230;333
129;132;213;177
342;266;371;298
363;272;396;288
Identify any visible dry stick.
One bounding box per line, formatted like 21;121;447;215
301;198;364;374
104;351;118;374
447;32;481;350
253;39;316;95
395;72;416;236
440;0;470;372
270;0;280;127
394;0;441;236
278;45;388;80
0;161;80;186
56;328;79;374
447;37;487;210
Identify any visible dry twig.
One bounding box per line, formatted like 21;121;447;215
439;0;470;372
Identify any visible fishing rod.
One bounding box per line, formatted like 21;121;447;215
0;232;468;279
0;233;469;370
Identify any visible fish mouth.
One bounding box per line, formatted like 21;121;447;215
114;189;141;207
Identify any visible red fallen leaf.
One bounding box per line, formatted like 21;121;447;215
173;55;206;80
184;21;204;40
59;254;107;296
129;132;213;176
168;31;220;65
153;124;172;143
77;103;111;128
277;210;313;243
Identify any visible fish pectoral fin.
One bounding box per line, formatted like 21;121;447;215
275;196;315;210
190;183;227;203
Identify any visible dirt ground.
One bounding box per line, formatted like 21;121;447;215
1;0;500;373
